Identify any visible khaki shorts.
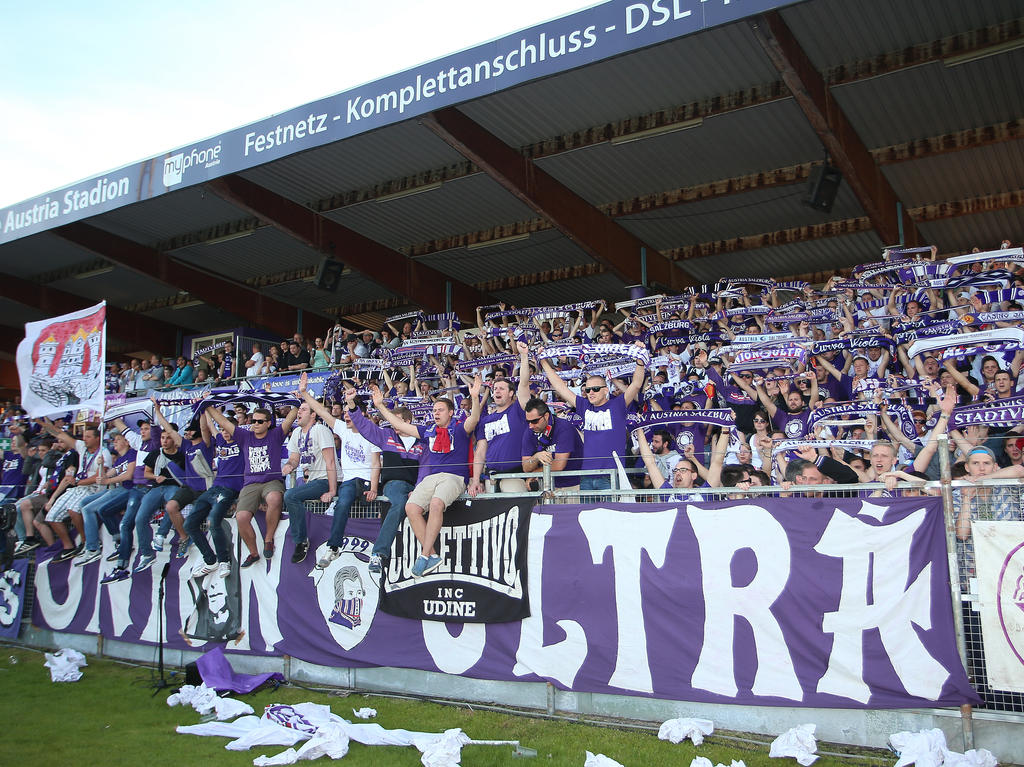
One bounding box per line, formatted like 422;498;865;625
23;494;49;514
407;473;466;511
237;480;285;513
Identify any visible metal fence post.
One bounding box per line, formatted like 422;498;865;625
938;433;974;750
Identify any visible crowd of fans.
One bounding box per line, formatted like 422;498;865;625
2;239;1024;577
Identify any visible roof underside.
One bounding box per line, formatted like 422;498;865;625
2;0;1022;357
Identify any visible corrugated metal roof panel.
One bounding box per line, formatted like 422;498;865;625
263;272;397;316
617;182;864;250
458;21;780;147
781;0;1023;71
90;186;249;246
324;173;537;250
833;53;1024;148
417;229;594;286
884;140;1024;206
494;272;629;308
49;266;178;309
239;121;466;204
534;98;821;204
920;208;1024;255
8;232;97;279
678;230;886;284
144;303;247;334
173;227;324;283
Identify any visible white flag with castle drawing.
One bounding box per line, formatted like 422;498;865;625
16;302;106;419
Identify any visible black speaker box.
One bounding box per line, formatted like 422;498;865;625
803;165;842;213
314;258;344;291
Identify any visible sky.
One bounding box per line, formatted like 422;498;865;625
0;0;598;209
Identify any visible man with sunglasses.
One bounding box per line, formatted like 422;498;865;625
208;400;298;569
521;398;582;491
540;343;647;493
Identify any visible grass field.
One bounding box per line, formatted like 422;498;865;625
1;645;891;767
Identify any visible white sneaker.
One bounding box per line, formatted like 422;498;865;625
316;546;341;569
74;548;102;567
193;561;217;579
152;534;165;552
217;562;231;578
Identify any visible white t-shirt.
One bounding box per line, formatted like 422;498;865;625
331;422;378;482
246;352;265;377
286;422;336;483
75;439;112;481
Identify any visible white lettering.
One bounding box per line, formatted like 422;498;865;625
689;505;802;699
422;620;485;674
578;507;676;693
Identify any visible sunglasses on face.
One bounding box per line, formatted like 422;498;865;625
251;418;269;425
583;385;606;394
526;415;547;425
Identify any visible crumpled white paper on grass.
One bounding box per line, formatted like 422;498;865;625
770;723;819;766
659;717;714;746
351;707;377;719
44;648;87;682
889;728;998;767
167;683;255;721
585;752;625;767
691;758;747;767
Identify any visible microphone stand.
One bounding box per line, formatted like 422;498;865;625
151;561;171;695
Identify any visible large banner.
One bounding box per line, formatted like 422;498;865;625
31;497;979;708
16;302;106;419
973;521;1024;692
379;498;531;623
0;559;29;639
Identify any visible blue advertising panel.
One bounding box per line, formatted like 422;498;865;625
1;0;800;245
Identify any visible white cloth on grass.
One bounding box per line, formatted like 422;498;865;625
352;707;377;719
659;717;714;745
417;728;471;767
44;648;87;682
770;724;819;766
167;683;254;721
691;759;747;767
253;722;351;765
585;752;625;767
889;729;998;767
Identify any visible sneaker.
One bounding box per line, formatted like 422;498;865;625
152;509;165;524
217;562;230;578
175;538;191;559
193;561;217;579
152;534;165;552
291;541;309;564
411;555;428;577
74;548;102;567
421;554;442;575
368;554;382;574
263;540;275;559
53;547;78;563
133;553;157;573
101;567;130;585
316;546;341;569
13;537;41;556
240;553;260;569
105;550;122;562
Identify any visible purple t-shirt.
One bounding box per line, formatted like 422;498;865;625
416;421;472;480
181;439;215;492
575;393;629;471
475;401;528;473
111;449;137;489
774;408;811;439
520;415;583;488
213;434;245;492
0;451;25;499
234;425;286;485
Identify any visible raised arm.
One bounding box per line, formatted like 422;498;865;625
911;384;956;473
40;418;77;451
461;375;485;434
622;345;648;407
941;359;979;397
372;387;420;438
705;430;731;488
206;402;236;438
151;395;182;448
515;341;532;409
539;357;577;405
298;372;337;428
635;429;667;489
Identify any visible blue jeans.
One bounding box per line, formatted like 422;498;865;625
80;486;131;550
328;478;366;549
116;487;149;562
133;484;178;558
580;475;611;492
284;478;331;544
184;485;238;564
373;479;413;558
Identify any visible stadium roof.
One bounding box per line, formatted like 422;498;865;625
1;0;1022;357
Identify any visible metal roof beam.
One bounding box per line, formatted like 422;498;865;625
0;274;180;352
205;174;492;320
750;11;923;247
422;106;689;290
52;222;304;339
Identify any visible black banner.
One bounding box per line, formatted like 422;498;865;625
380;497;532;623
